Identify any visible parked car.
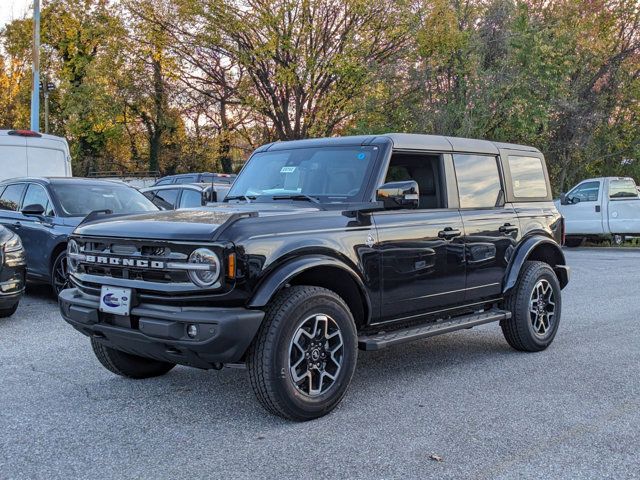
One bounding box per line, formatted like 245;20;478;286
0;225;26;317
141;183;230;210
154;172;236;186
59;133;568;420
0;130;72;182
0;177;158;294
556;176;640;246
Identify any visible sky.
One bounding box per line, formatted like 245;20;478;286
1;0;32;29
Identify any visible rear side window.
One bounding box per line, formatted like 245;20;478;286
179;189;203;208
608;179;638;199
0;184;26;211
155;178;173;186
508;156;548;198
174;175;198;184
153;189;179;209
453;154;502;208
569;181;600;202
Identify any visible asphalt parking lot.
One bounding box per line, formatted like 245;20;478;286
1;248;639;480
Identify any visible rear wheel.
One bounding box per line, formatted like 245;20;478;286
247;285;358;421
612;234;625;246
563;236;584;248
0;303;19;318
501;261;562;352
91;338;175;378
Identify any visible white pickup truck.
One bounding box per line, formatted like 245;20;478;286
556;177;640;246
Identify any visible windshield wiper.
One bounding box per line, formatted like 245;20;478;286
272;194;320;204
224;195;256;203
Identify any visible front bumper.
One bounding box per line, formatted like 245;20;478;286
0;264;25;309
59;288;265;368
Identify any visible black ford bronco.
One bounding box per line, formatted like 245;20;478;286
59;134;569;420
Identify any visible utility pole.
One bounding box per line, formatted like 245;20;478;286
30;0;41;132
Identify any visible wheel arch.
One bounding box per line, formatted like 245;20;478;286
247;255;371;328
504;236;569;293
50;241;68;273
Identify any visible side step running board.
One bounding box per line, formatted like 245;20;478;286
358;309;511;351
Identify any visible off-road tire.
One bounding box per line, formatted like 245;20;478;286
501;261;562;352
247;285;358;421
0;303;19;318
91;338;175;378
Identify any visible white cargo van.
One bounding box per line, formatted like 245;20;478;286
556;176;640;245
0;130;72;181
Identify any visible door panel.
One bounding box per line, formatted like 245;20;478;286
19;184;57;278
607;199;640;234
560;180;604;235
373;210;466;322
459;207;520;301
0;183;27;233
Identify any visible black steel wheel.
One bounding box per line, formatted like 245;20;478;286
51;251;69;296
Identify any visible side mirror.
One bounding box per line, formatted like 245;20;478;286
21;203;46;216
376;180;419;210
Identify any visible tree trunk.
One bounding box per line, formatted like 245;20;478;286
219;100;233;173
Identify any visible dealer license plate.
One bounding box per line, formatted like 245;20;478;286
99;286;132;316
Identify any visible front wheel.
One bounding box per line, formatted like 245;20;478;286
51;251;70;296
501;261;562;352
91;338;175;378
247;286;358;421
0;303;19;318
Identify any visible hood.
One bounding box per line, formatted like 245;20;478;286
73;203;320;241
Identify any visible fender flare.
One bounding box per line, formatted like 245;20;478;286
503;236;568;293
247;255;371;317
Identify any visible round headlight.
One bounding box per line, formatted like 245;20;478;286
187;248;220;288
67;239;80;272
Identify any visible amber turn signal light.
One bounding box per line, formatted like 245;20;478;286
227;253;236;279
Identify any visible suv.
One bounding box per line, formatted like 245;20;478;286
141;183;230;210
59;134;569;421
153;172;236;186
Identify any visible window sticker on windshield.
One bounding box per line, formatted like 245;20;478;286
357;152;366;160
280;166;296;173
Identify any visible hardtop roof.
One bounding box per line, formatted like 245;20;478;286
256;133;541;155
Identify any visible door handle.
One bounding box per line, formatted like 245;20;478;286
595;205;601;213
499;223;519;234
438;227;461;239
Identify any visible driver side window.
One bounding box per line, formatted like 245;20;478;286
569;181;600;202
384;153;444;209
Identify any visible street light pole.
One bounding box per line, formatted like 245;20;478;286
30;0;41;132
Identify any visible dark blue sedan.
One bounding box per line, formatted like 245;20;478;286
0;177;158;294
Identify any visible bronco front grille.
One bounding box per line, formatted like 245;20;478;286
72;237;202;286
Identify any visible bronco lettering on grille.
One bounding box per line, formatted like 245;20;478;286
84;255;165;269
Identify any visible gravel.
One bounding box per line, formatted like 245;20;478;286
1;248;639;479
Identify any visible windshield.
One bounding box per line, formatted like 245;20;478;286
227;146;379;203
51;183;158;217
